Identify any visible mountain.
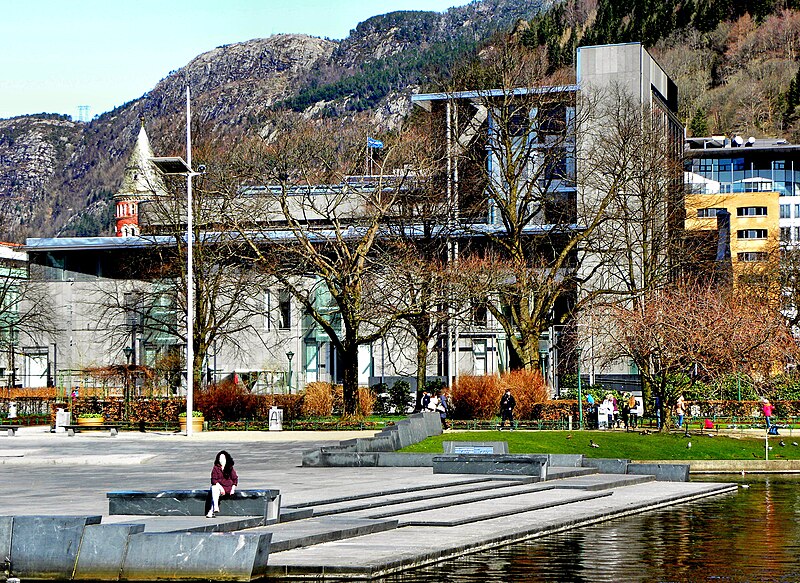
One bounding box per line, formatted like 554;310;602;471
0;0;552;241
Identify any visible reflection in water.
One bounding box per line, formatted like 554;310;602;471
381;476;800;583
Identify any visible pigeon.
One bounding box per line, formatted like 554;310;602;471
590;440;600;448
780;441;786;447
769;446;773;451
686;442;692;449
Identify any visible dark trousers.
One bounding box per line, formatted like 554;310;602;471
501;411;513;427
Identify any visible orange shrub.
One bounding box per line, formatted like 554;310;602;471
356;387;377;418
302;382;335;416
451;374;502;420
451;370;550;420
500;369;549;419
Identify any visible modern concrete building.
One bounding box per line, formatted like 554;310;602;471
21;42;681;395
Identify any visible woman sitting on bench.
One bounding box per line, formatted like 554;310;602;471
206;450;238;518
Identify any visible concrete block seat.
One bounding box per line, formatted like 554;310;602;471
0;424;21;436
64;424;120;437
432;454;549;479
107;489;281;523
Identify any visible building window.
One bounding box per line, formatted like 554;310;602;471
781;227;791;243
264;291;271;331
795;204;800;218
737;206;768;216
775;160;786;170
278;289;291;329
737;252;768;262
697;207;725;218
737;229;768;239
795;226;800;242
781;204;791;219
732;158;745;171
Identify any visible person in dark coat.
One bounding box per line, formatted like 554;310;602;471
499;389;516;430
206;450;238;518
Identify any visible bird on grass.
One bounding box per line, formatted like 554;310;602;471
793;442;799;447
590;440;600;448
752;452;759;458
566;434;573;440
741;484;750;489
780;441;786;447
686;442;692;449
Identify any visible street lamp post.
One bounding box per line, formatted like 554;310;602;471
151;85;204;436
286;351;295;394
576;347;583;430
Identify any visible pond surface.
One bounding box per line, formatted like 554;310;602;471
380;476;800;583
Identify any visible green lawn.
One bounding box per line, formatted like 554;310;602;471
400;430;800;460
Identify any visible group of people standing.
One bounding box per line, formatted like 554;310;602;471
421;388;449;429
589;392;643;430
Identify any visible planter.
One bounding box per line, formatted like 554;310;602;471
179;415;204;433
77;416;105;426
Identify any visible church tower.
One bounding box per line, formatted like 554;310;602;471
114;121;167;237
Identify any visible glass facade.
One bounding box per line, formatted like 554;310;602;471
686;154;800;196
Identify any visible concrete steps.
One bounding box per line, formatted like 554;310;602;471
392;489;613;527
308;478;534;517
243;517;399;553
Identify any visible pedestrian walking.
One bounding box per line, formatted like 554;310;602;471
438;389;449;429
499;389;516;430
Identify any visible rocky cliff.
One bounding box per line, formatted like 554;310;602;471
0;0;548;240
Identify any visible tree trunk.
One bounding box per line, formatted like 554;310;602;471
415;336;429;410
341;344;360;415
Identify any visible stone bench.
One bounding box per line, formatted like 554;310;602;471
107;489;281;523
0;424;21;436
432;454;549;480
64;424;120;437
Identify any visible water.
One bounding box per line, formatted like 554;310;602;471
380;476;800;583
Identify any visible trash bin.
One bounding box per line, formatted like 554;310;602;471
268;406;283;431
55;408;71;433
8;401;17;419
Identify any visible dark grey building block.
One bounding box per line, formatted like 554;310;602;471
549;454;583;467
10;515;101;580
319;452;379;467
375;453;437;467
120;532;271;582
443;441;508;454
422;411;443;436
301;448;322;467
107;489;280;521
627;463;690;482
432;454;548;479
0;516;11;570
583;458;631;474
73;523;145;581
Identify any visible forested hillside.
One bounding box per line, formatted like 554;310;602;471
520;0;800;139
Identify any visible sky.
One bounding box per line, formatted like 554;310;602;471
0;0;467;120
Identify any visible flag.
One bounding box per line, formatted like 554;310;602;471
367;137;384;149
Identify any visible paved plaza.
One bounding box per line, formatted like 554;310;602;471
0;425;739;580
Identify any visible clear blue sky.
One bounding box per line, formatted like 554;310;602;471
0;0;466;120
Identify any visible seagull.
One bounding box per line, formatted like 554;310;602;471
780;441;786;447
793;442;799;447
686;442;692;449
741;484;750;489
590;440;600;448
741;470;746;476
769;446;773;451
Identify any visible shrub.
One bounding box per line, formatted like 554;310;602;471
500;369;549;419
451;374;502;420
194;380;258;421
370;383;391;415
357;387;377;418
389;380;413;414
452;370;551;420
302;382;335;416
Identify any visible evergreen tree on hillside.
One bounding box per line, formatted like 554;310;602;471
689;108;709;137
